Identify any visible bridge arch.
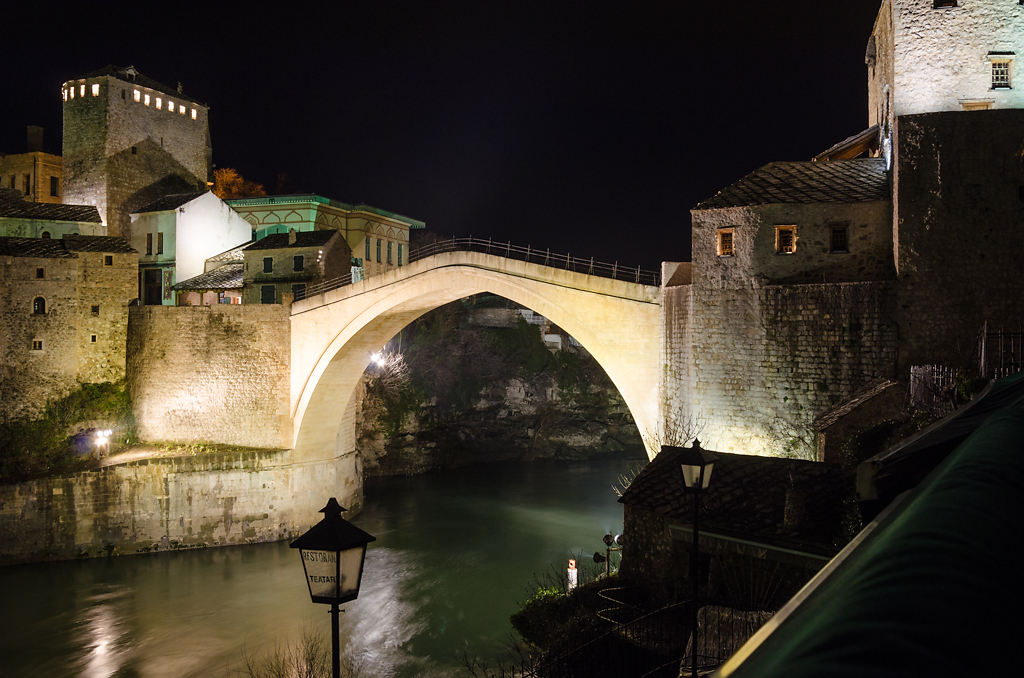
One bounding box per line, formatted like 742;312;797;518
289;251;663;466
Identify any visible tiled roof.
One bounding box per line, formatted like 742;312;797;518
0;237;76;258
243;229;338;251
0;188;102;223
173;263;244;290
696;158;890;209
133;191;208;213
80;65;205;105
620;444;848;556
63;235;136;253
206;243;248;263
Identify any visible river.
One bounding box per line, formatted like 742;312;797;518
0;456;644;677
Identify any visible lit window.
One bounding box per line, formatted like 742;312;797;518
992;60;1012;89
62;88;68;101
33;297;46;315
167;99;174;111
191;108;197;120
178;104;185;114
717;228;735;257
830;226;849;253
263;257;273;273
134;89;141;102
80;84;85;97
144;93;151;106
70;86;75;100
91;83;100;96
398;244;404;266
293;255;304;272
261;285;276;304
155;97;162;108
31;340;43;351
775;226;797;254
36;267;44;279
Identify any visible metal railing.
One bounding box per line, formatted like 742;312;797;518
293;237;660;302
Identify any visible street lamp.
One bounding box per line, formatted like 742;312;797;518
290;497;376;678
675;439;716;678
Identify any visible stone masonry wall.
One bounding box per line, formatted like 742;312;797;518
126;305;292;448
0;449;362;565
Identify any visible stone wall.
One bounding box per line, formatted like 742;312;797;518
893;109;1024;369
0;449;361;565
126;305;292;448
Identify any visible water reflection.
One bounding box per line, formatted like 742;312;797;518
0;457;640;676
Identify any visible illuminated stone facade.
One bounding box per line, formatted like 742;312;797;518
61;66;211;240
0;151;63;204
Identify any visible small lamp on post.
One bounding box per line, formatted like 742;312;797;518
676;439;716;678
290;498;376;678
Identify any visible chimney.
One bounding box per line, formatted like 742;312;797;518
288;228;297;245
26;126;43;152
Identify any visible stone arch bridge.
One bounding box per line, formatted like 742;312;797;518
289;248;663;466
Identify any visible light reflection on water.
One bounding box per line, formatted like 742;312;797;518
0;457;641;676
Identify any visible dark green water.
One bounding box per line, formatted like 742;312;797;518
0;456;642;677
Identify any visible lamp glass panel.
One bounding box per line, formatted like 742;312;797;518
339;545;366;596
700;463;714;490
681;464;701;489
301;548;339;599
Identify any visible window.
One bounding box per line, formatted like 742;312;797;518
155;97;162;109
376;239;382;263
146;233;153;255
31;340;43;351
131;146;137;155
830;226;849;253
33;297;46;315
35;267;44;279
775;226;797;254
144;93;151;106
8;176;13;189
261;285;276;304
992;59;1012;89
178;104;185;115
156;232;164;255
49;176;58;197
717;228;735;257
70;86;75;99
365;237;371;260
41;231;51;239
191;108;197;120
104;255;113;266
22;174;30;195
121;89;126;100
293;255;304;272
91;304;100;316
387;241;393;264
398;244;404;266
167;99;174;111
932;0;956;7
292;283;306;300
91;334;97;343
91;83;100;96
263;257;273;273
133;89;141;102
80;84;85;97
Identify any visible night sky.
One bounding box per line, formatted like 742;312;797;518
2;2;880;269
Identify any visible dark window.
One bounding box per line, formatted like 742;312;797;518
398;244;404;266
376;239;382;263
49;176;59;197
830;226;849;253
104;255;113;266
263;257;273;273
293;255;304;272
121;89;126;100
8;176;13;189
31;340;43;351
387;241;393;264
365;237;371;260
33;297;46;315
932;0;956;7
41;231;51;239
22;174;30;195
292;283;306;300
91;304;100;316
131;146;137;155
157;232;164;255
260;285;276;304
146;233;153;255
35;267;44;279
91;335;97;343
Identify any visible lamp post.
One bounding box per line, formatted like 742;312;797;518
676;439;716;678
290;498;376;678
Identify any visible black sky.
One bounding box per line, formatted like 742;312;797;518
1;1;880;269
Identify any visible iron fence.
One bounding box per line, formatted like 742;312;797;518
978;323;1024;379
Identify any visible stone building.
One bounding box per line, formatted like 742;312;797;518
0;188;105;239
0;235;137;421
665;0;1024;459
0;126;62;204
227;194;424;280
241;229;350;304
129;191;251;305
61;65;211;240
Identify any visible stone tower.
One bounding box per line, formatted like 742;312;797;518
61;65;212;239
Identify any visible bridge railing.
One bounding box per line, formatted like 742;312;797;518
409;236;661;286
293;237;660;302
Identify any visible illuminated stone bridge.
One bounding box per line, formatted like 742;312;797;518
289;249;663;465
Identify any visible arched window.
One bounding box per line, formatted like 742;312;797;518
41;231;51;239
33;297;46;315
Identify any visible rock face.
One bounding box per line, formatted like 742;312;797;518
355;297;645;476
